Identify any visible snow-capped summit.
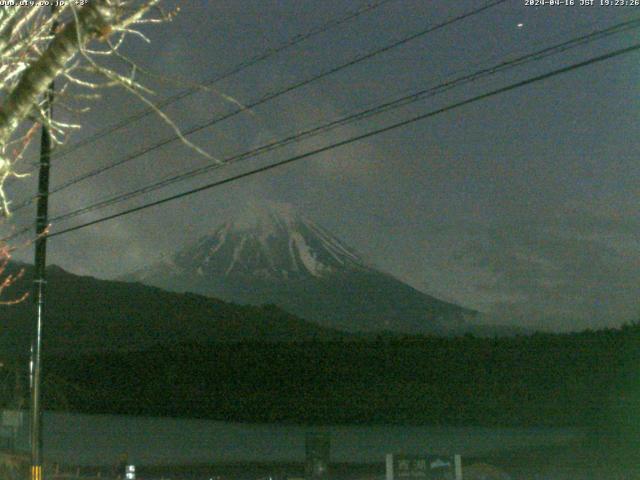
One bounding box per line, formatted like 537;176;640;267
129;200;475;334
176;201;363;281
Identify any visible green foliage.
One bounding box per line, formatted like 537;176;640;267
40;323;640;429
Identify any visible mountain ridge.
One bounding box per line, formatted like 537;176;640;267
126;202;477;335
0;262;352;356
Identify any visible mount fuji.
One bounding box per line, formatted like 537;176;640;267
128;202;476;334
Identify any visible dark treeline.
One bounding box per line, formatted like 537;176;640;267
36;322;640;434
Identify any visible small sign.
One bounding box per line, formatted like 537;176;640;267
387;454;458;480
125;464;136;480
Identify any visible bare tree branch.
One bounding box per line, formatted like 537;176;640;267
0;0;177;217
0;1;119;145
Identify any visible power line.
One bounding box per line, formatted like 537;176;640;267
3;17;637;244
46;17;640;225
46;42;640;240
8;0;509;214
46;0;399;162
6;0;396;209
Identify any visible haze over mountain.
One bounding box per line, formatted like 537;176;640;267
127;201;478;335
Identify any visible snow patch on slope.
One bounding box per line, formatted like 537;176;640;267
226;236;248;275
308;222;361;265
291;231;326;277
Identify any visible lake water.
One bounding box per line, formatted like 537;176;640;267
5;411;587;466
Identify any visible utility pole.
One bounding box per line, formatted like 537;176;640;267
30;7;56;480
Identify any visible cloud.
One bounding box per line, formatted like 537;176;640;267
453;208;640;331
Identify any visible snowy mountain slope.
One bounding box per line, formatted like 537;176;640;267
128;202;476;334
172;207;363;281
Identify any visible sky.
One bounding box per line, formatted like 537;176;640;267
3;0;639;332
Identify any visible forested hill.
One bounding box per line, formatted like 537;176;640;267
0;264;350;356
36;323;640;435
